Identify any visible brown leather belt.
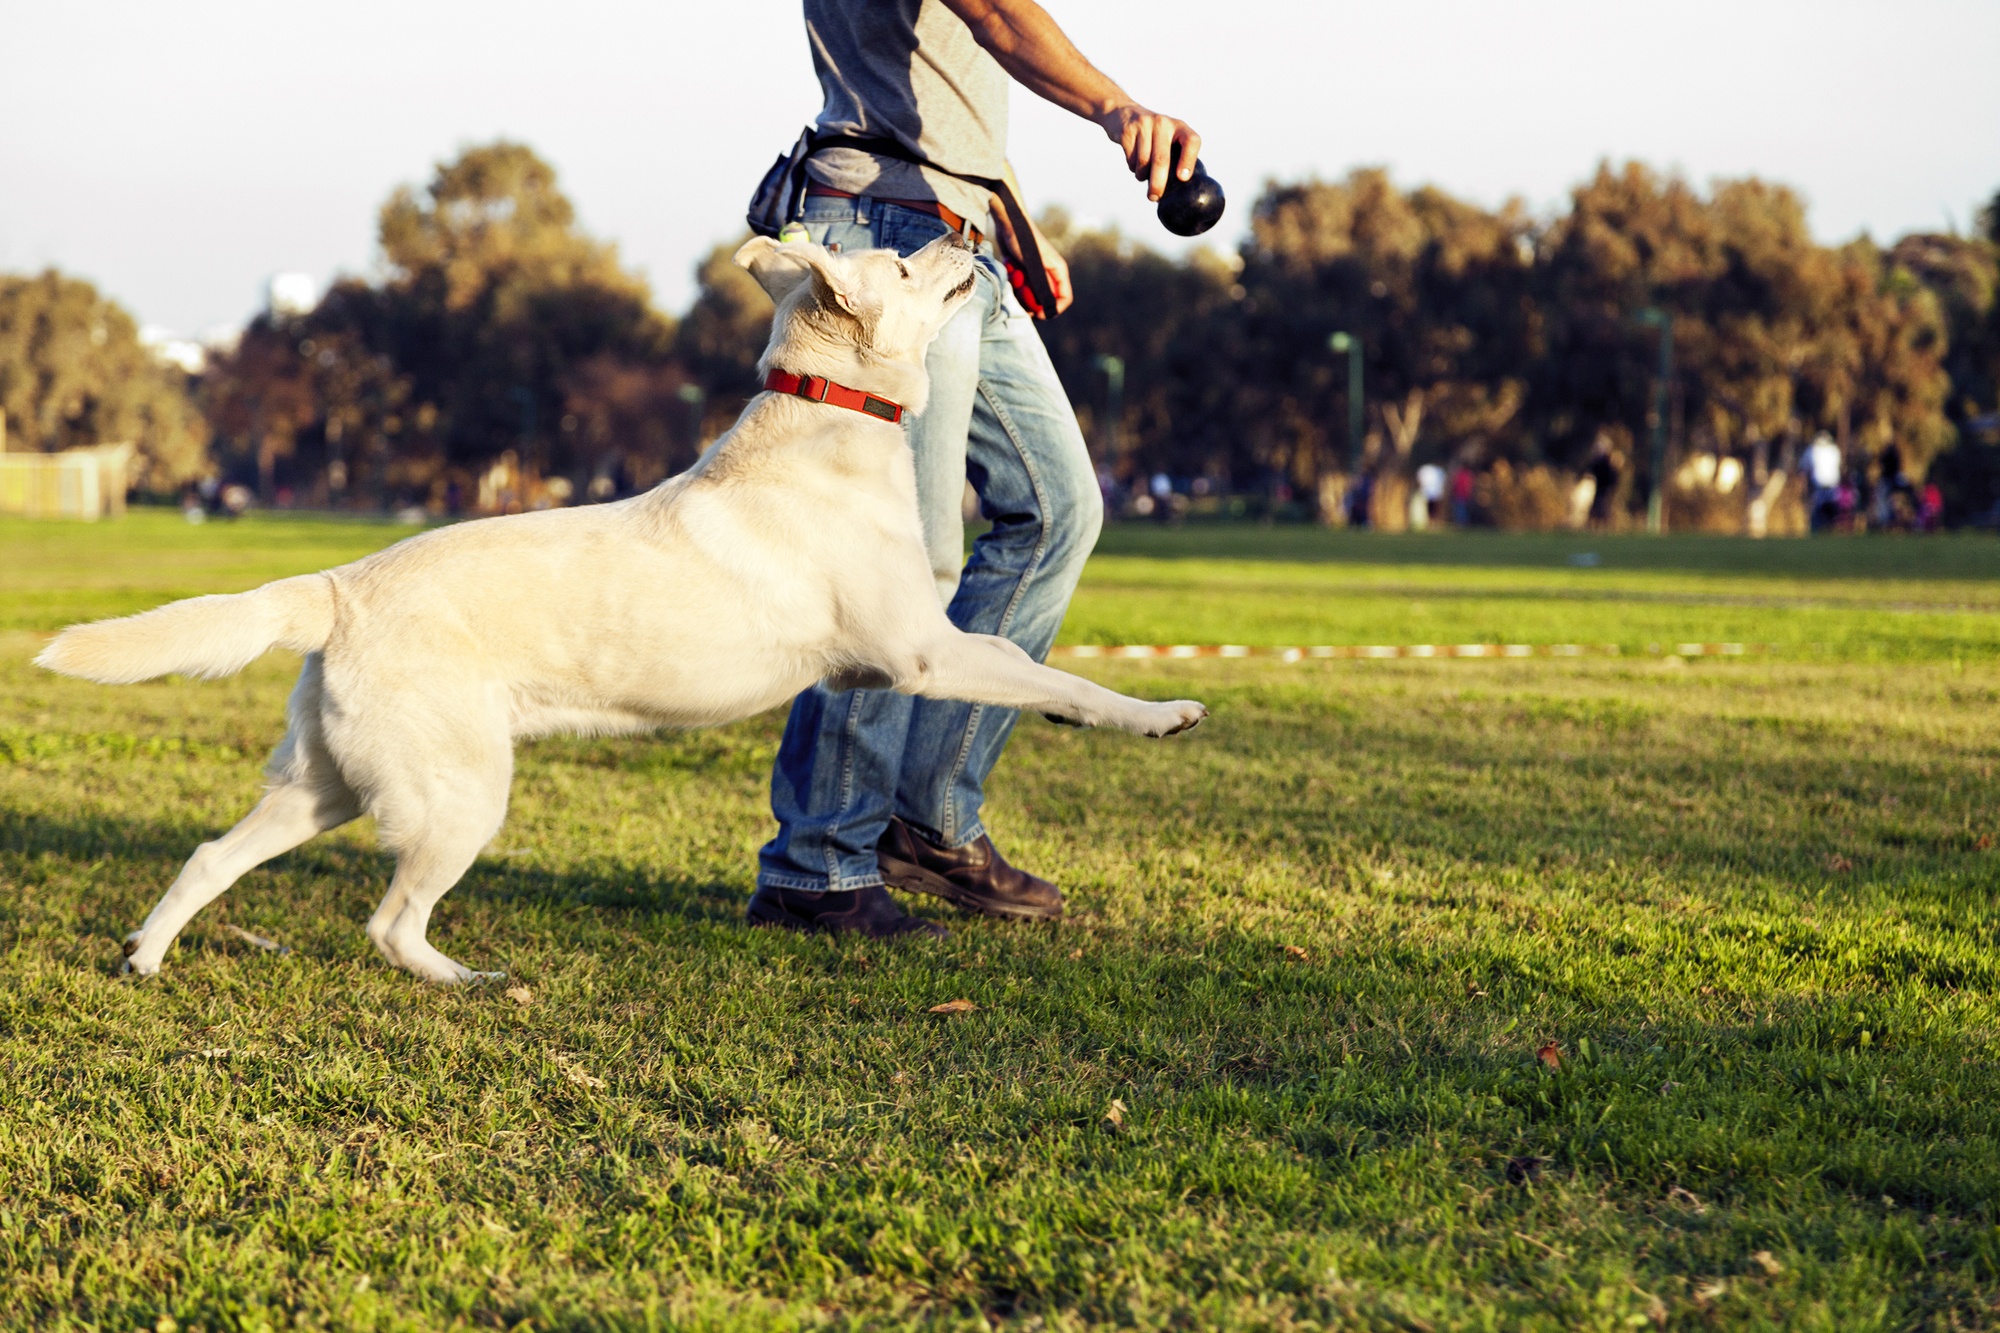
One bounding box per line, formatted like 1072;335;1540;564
805;182;983;247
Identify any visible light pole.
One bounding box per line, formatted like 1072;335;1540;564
1637;308;1673;534
1092;354;1125;461
1329;332;1363;474
677;382;707;460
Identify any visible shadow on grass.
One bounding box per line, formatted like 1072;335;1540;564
0;804;751;942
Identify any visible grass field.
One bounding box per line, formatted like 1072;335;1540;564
4;511;2000;1330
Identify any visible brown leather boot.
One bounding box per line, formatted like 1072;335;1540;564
876;817;1064;921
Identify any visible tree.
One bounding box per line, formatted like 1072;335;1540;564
200;293;412;504
0;269;208;489
370;141;676;485
1034;209;1237;483
200;142;681;506
1890;230;1999;425
673;239;775;442
1535;162;1953;509
1221;170;1538;502
1814;240;1952;474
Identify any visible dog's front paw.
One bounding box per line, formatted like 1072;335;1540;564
1143;700;1208;737
120;932;161;977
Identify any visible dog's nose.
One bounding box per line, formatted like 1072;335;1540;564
943;229;973;252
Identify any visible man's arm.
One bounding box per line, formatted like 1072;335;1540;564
939;0;1200;202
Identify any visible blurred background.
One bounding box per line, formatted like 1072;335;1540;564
4;0;1999;532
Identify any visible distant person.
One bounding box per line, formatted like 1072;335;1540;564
1804;432;1842;532
1346;469;1375;529
750;0;1206;938
1449;463;1475;527
1586;437;1619;528
1416;463;1446;524
1920;480;1944;532
1874;442;1914;530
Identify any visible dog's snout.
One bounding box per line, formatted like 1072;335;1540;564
943;229;973;252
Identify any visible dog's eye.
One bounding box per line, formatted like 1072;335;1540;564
896;260;910;280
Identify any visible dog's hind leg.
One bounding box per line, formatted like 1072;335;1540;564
123;659;360;976
360;726;512;985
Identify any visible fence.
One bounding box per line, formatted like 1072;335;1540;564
0;414;133;520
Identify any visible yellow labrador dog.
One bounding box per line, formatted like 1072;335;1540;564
38;232;1205;983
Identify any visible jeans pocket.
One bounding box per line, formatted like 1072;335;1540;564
875;205;956;256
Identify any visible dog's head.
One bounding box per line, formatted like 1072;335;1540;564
734;232;978;413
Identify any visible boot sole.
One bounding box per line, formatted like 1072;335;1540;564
746;888;948;939
877;852;1064;922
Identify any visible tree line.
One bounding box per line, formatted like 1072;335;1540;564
4;141;1997;527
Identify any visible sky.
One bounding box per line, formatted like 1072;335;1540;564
4;0;1997;340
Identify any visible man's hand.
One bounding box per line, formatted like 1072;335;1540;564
988;180;1074;318
1098;106;1202;202
1027;223;1073;317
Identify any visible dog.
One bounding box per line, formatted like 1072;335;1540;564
37;232;1206;983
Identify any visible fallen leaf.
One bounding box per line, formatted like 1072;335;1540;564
1104;1098;1127;1128
198;1047;232;1059
1749;1250;1782;1275
1667;1185;1707;1213
1976;834;1993;851
1826;854;1853;873
1505;1155;1544;1185
1067;948;1084;961
222;924;291;956
504;985;532;1006
1693;1279;1729;1305
1536;1041;1563;1070
1283;945;1309;962
563;1064;605;1089
1658;1080;1683;1094
1466;980;1489;998
928;999;978;1015
1629;1286;1668;1328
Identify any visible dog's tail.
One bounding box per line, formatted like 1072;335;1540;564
35;574;336;684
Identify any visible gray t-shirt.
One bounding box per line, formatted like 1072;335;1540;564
802;0;1008;231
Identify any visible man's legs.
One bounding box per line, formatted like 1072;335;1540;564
755;203;1100;919
755;201;992;904
891;281;1102;849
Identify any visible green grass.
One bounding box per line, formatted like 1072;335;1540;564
4;512;2000;1330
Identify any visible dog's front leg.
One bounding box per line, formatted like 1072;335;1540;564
898;632;1206;737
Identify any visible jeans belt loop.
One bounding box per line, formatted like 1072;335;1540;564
855;194;870;226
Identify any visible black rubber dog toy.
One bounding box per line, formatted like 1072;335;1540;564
1156;142;1225;237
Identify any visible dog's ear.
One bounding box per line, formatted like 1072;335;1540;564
733;237;864;317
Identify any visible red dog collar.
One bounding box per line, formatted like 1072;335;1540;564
763;369;905;424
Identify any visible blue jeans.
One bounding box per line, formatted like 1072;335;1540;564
756;197;1103;893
